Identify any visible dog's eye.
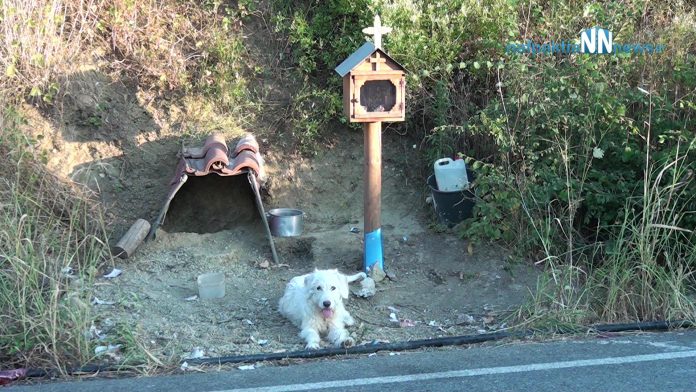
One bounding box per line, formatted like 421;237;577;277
331;286;336;291
316;286;322;291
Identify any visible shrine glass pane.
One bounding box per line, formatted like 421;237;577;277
359;80;396;112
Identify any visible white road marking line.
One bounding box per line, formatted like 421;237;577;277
211;350;696;392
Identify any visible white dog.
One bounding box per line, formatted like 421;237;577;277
279;269;366;349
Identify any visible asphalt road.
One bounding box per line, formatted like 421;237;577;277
8;330;696;391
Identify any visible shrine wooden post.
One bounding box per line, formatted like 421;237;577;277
335;15;406;274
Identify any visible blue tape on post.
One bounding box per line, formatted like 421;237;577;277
364;228;383;273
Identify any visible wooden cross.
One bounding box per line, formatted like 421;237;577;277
369;51;387;71
362;14;392;49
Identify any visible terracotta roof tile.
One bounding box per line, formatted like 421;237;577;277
169;134;265;185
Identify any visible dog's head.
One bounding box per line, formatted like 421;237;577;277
304;269;351;319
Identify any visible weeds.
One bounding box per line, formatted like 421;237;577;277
1;0;97;99
0;108;111;370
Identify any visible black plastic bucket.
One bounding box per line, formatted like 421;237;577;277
427;172;476;227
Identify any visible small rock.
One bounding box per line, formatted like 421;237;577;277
385;270;397;281
370;265;386;282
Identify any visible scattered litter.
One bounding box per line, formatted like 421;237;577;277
351;277;376;298
368;353;377;357
184;295;198;301
92;297;116;306
257;339;269;346
389;313;399;323
389;352;401;356
498;322;508;330
243;319;254;326
185;347;206;359
427;320;440;327
387;306;399;313
402;236;408;242
477;329;487;334
349;227;361;233
256;260;270;269
103;268;122;279
238;365;255;370
180;362;189;371
425;196;433;204
0;368;27;386
467;242;474;255
272;263;290;269
61;266;74;276
370;265;386;282
457;314;475;325
87;324;107;341
399;319;416;328
95;344;121;356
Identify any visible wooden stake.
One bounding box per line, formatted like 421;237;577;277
363;121;383;272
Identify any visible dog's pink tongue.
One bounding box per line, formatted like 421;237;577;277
322;308;334;318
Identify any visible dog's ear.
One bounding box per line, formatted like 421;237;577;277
304;273;315;287
338;274;350;299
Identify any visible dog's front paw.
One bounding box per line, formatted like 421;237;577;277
339;337;355;348
305;342;321;350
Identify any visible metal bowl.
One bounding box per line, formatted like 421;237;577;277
267;208;304;237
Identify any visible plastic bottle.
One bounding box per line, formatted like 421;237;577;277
434;158;469;191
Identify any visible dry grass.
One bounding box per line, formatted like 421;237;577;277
1;0;247;99
0;0;98;97
0;108;112;370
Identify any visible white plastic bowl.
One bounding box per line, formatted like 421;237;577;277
197;272;225;299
